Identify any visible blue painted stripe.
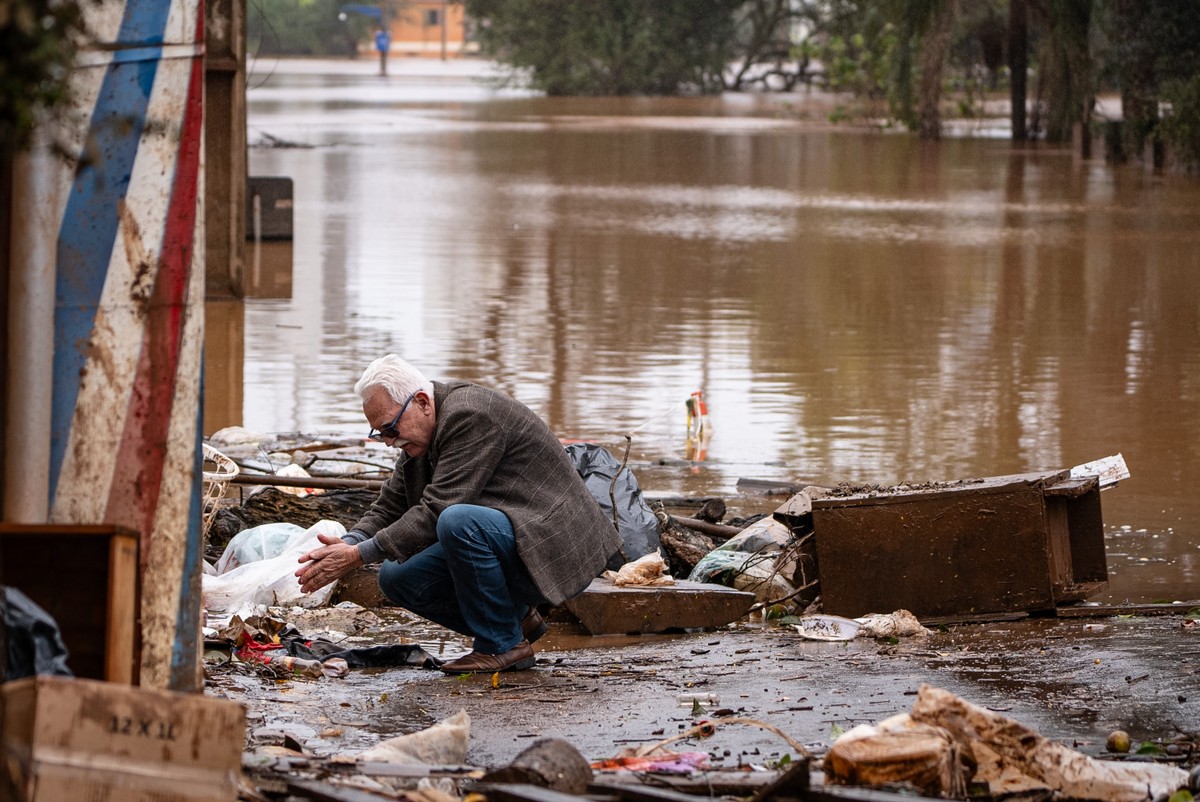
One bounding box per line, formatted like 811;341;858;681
50;0;172;502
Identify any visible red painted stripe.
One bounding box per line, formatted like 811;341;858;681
105;50;205;567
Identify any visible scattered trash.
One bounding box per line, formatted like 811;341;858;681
351;709;471;767
792;614;860;641
1070;453;1130;489
689;515;799;604
202;442;239;539
602;552;674;587
592;750;710;774
1106;730;1132;753
828;684;1191;802
685;391;712;439
271;462;323;496
826;713;963;797
855;609;930;639
261;654;325;678
481;737;593;794
676;693;720;708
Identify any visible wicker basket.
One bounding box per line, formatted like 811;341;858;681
201;443;239;539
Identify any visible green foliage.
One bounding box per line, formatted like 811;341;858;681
0;0;85;158
465;0;741;95
248;0;363;57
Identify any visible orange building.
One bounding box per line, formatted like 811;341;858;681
386;1;475;58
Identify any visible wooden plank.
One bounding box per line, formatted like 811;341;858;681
592;771;779;795
809;472;1067;510
480;783;608;802
288;779;400;802
1055;601;1200;618
105;533;140;684
564;579;756;635
804;784;946;802
605;782;727;802
737;478;801;495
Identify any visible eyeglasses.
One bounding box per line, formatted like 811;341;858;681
368;393;415;442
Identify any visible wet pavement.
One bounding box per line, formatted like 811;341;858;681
211;604;1200;771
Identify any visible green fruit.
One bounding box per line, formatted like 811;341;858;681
1106;730;1132;753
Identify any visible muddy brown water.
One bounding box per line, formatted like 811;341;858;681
206;59;1200;773
210;58;1200;604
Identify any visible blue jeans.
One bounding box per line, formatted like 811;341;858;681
377;504;546;654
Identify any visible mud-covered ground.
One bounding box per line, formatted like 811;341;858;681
209;604;1199;776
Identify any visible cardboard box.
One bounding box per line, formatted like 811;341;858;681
2;676;246;802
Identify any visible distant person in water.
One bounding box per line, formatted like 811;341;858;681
374;27;390;76
296;354;620;673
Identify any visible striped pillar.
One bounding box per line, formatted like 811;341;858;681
48;0;206;691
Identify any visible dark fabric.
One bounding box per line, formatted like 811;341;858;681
351;381;623;605
3;586;73;679
287;639;440;669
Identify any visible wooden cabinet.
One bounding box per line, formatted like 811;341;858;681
1;524;140;683
810;471;1108;619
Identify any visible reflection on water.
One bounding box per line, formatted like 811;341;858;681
210;59;1200;603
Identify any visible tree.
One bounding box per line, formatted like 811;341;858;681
0;0;86;158
465;0;742;95
248;0;364;57
1009;0;1028;140
1104;0;1200;163
915;0;958;139
1032;0;1094;143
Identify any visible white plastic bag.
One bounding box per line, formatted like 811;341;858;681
202;520;346;613
215;522;307;574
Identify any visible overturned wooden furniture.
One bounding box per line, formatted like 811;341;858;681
810;471;1108;619
0;523;141;683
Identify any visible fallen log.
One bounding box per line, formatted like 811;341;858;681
229;473;385;491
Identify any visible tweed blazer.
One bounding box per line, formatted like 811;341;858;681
350;380;623;605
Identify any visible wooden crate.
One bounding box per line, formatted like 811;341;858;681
0;524;140;683
810;471;1108;619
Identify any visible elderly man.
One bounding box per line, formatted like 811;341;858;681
297;355;621;673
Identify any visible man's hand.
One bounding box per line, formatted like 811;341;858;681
295;533;364;594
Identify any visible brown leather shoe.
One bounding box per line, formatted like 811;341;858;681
440;640;536;674
522;607;549;644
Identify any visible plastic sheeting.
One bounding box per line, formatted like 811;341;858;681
564;442;661;570
3;586;73;679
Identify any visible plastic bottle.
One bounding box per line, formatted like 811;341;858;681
676;692;720;707
265;655;325;678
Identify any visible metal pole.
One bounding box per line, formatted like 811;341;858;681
4;139;59;523
440;0;447;60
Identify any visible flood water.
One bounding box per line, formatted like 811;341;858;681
211;58;1200;604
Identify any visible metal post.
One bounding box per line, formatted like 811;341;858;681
441;0;448;60
4;138;59;524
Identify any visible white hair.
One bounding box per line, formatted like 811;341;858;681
354;355;433;404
